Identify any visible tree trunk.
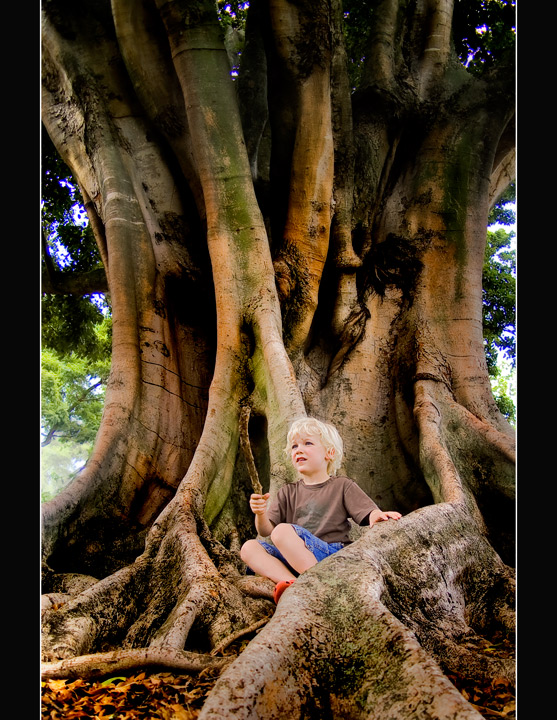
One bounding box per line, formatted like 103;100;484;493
41;0;515;717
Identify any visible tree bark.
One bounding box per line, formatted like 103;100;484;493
41;0;515;716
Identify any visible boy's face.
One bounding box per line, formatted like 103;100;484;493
290;433;332;479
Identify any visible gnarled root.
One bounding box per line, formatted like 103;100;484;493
199;503;513;719
375;503;515;686
41;560;151;661
41;647;231;682
200;574;482;719
233;575;275;600
407;376;515;564
41;489;271;664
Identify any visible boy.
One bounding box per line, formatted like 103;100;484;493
240;417;402;603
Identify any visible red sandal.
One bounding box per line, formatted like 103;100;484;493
273;579;295;604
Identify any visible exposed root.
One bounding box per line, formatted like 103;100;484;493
148;581;219;650
41;647;231;682
41;560;151;661
426;629;515;685
199;574;483;719
454;403;515;466
120;550;267;655
210;617;271;656
234;574;275;600
413;379;466;505
367;504;515;686
411;373;515;505
44;572;99;596
409;374;515;564
198;504;513;719
41;593;71;613
42;489;271;664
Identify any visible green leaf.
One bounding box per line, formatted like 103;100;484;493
100;677;127;686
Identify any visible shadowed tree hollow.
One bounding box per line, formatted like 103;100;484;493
41;0;516;717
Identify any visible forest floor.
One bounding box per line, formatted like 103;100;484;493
41;632;515;719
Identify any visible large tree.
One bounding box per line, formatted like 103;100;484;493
41;1;516;717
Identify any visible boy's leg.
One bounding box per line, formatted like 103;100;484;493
270;524;318;574
240;539;296;583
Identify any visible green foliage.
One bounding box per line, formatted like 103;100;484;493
482;227;515;371
217;1;249;30
41;438;93;503
453;0;516;73
41;125;112;493
490;358;516;427
42;125;109;356
217;1;248;77
42;293;112;359
488;185;516;227
41;332;111;446
341;0;375;90
213;0;516;90
482;186;516;423
482;187;516;375
341;0;516;89
42;126;101;272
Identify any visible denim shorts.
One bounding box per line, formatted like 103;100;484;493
253;524;345;576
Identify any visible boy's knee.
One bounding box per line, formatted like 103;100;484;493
240;539;258;562
270;523;294;544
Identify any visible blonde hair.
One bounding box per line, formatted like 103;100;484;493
285;417;344;475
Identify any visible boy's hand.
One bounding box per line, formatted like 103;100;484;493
249;493;270;515
368;509;402;526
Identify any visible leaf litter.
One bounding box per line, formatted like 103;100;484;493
42;633;515;718
42;667;223;720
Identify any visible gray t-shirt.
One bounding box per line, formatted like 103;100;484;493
266;475;379;544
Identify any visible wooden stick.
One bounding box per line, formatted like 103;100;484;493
239;405;263;495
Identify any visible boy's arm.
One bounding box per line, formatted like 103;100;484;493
368;508;402;525
250;493;275;537
343;478;401;526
